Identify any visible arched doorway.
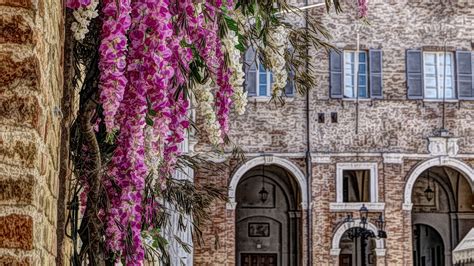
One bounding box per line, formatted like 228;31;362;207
339;229;377;266
413;224;444;266
235;163;302;266
331;220;385;266
410;165;474;266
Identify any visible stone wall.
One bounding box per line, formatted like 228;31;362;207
0;0;64;264
194;1;474;265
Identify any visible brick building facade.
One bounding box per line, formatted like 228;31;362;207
193;1;474;265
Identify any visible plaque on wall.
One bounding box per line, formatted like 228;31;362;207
248;223;270;237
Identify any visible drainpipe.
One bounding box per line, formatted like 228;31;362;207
304;0;313;265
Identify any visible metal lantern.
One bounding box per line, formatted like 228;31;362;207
259;164;268;203
424;186;434;202
359;204;369;229
424;170;435;202
259;186;269;203
376;214;387;239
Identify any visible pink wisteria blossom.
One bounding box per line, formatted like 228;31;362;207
66;0;91;9
67;0;265;264
358;0;368;18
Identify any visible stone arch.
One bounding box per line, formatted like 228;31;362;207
330;219;386;257
227;155;308;209
403;157;474;210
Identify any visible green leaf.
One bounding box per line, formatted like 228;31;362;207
255;16;262;32
225;17;238;32
146;116;154;126
235;43;245;53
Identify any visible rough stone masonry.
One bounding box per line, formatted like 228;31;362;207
0;0;64;264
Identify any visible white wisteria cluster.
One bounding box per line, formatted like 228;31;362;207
264;26;290;97
144;126;160;184
222;31;247;115
70;0;98;41
194;81;223;146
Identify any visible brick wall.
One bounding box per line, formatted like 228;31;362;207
0;0;63;264
194;1;474;265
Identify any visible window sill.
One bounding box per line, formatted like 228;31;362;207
329;202;385;212
422;99;459;103
340;98;373;102
248;96;295;103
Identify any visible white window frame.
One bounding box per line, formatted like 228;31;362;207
254;62;272;97
423;51;455;100
330;162;385;212
343;50;368;99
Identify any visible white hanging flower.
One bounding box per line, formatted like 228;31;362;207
144;126;162;184
71;0;98;41
264;25;290;97
222;30;247;115
194;80;223;146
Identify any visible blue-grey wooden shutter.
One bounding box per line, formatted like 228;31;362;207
244;47;257;96
369;49;383;99
406;49;424;99
330;50;343;98
284;68;295;96
456;51;474;100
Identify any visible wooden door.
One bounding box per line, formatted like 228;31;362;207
339;254;352;266
241;253;277;266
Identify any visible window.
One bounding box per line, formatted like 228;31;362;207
407;50;474;100
244;47;294;97
423;52;455;99
330;49;383;99
344;51;368;98
342;169;371;202
330;162;384;211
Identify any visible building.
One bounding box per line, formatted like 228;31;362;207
193;1;474;265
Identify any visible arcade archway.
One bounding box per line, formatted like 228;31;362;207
235;163;303;266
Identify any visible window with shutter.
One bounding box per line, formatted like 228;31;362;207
456;51;474;100
406;50;424;99
331;49;382;99
330;50;343;98
244;47;257;96
369;49;383;99
406;49;474;100
243;47;294;97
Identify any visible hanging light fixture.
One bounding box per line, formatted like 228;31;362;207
424;169;435;202
376;213;387;239
359;204;369;230
259;164;268;203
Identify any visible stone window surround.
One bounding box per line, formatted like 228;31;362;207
330;162;384;212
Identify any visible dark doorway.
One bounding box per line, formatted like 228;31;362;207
339;254;352;266
241;254;277;266
236;165;301;266
413;224;444;266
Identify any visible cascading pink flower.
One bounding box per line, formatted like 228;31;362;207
357;0;368;18
66;0;91;9
98;0;132;133
71;0;242;264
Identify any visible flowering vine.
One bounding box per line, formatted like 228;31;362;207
264;25;290;97
194;80;223;146
70;0;99;41
358;0;368;18
223;30;247;115
66;0;353;264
